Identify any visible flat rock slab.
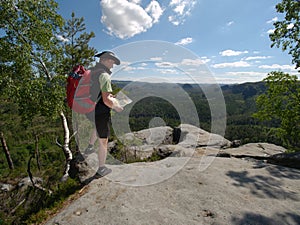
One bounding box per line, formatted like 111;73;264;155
221;143;286;157
45;155;300;225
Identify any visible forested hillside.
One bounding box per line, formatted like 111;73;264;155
113;81;280;145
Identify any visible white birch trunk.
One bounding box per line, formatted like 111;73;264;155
60;111;73;182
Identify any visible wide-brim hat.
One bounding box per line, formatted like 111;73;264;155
94;51;120;65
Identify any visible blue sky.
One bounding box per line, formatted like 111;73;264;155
57;0;299;84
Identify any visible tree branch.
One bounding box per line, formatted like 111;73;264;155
1;132;14;170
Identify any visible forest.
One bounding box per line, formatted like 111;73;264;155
0;0;299;224
114;80;290;146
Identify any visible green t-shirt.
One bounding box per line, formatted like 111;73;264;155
99;72;112;93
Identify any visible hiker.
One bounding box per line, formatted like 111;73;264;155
84;51;123;177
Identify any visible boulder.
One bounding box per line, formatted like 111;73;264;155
218;143;286;158
17;177;43;190
178;124;231;148
122;126;174;146
268;152;300;169
216;143;300;170
72;124;233;183
69;153;96;183
118;124;231;160
231;140;242;148
116;126;174;160
0;183;14;192
154;144;194;157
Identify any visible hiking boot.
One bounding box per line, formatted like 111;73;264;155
95;166;112;178
84;146;95;155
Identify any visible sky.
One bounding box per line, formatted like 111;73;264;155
56;0;299;84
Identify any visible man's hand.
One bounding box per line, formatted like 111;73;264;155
113;105;123;112
108;94;123;112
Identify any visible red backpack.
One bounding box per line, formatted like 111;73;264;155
66;65;96;114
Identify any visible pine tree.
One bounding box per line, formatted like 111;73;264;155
58;12;97;75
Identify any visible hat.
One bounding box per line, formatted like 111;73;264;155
94;51;120;65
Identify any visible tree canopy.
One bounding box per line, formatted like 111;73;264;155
270;0;300;70
253;71;300;151
0;1;97;123
58;12;97;75
0;0;64;81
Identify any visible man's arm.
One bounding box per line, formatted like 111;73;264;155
102;92;123;112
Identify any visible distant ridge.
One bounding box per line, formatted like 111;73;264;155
112;80;266;93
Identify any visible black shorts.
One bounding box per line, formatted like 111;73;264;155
85;111;111;138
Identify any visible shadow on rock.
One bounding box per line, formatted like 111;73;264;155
231;212;300;225
226;170;299;200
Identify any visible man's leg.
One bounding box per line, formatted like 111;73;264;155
98;137;108;167
84;128;97;155
84;111;97;154
89;128;98;146
95;137;111;177
94;112;111;177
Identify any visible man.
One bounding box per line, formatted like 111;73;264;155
85;51;123;177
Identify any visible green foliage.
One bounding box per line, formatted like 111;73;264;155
0;1;99;225
253;71;300;151
0;0;64;80
0;3;99;223
0;2;97;123
58;12;97;75
0;138;80;224
16;76;66;122
34;177;80;209
270;0;300;70
0;0;67;125
129;96;181;131
109;139;166;164
4;178;81;225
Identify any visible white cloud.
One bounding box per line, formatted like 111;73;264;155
123;65;147;72
168;0;197;25
146;1;164;23
227;21;234;26
267;17;278;24
157;68;178;74
225;71;266;76
123;66;136;72
215;72;268;84
259;64;296;71
129;0;141;4
200;57;211;64
181;58;205;66
56;35;69;42
244;56;272;61
100;0;163;39
155;62;176;68
175;37;193;45
287;23;294;29
212;61;251;68
219;49;249;57
150;57;163;61
223;71;267;83
267;29;275;34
